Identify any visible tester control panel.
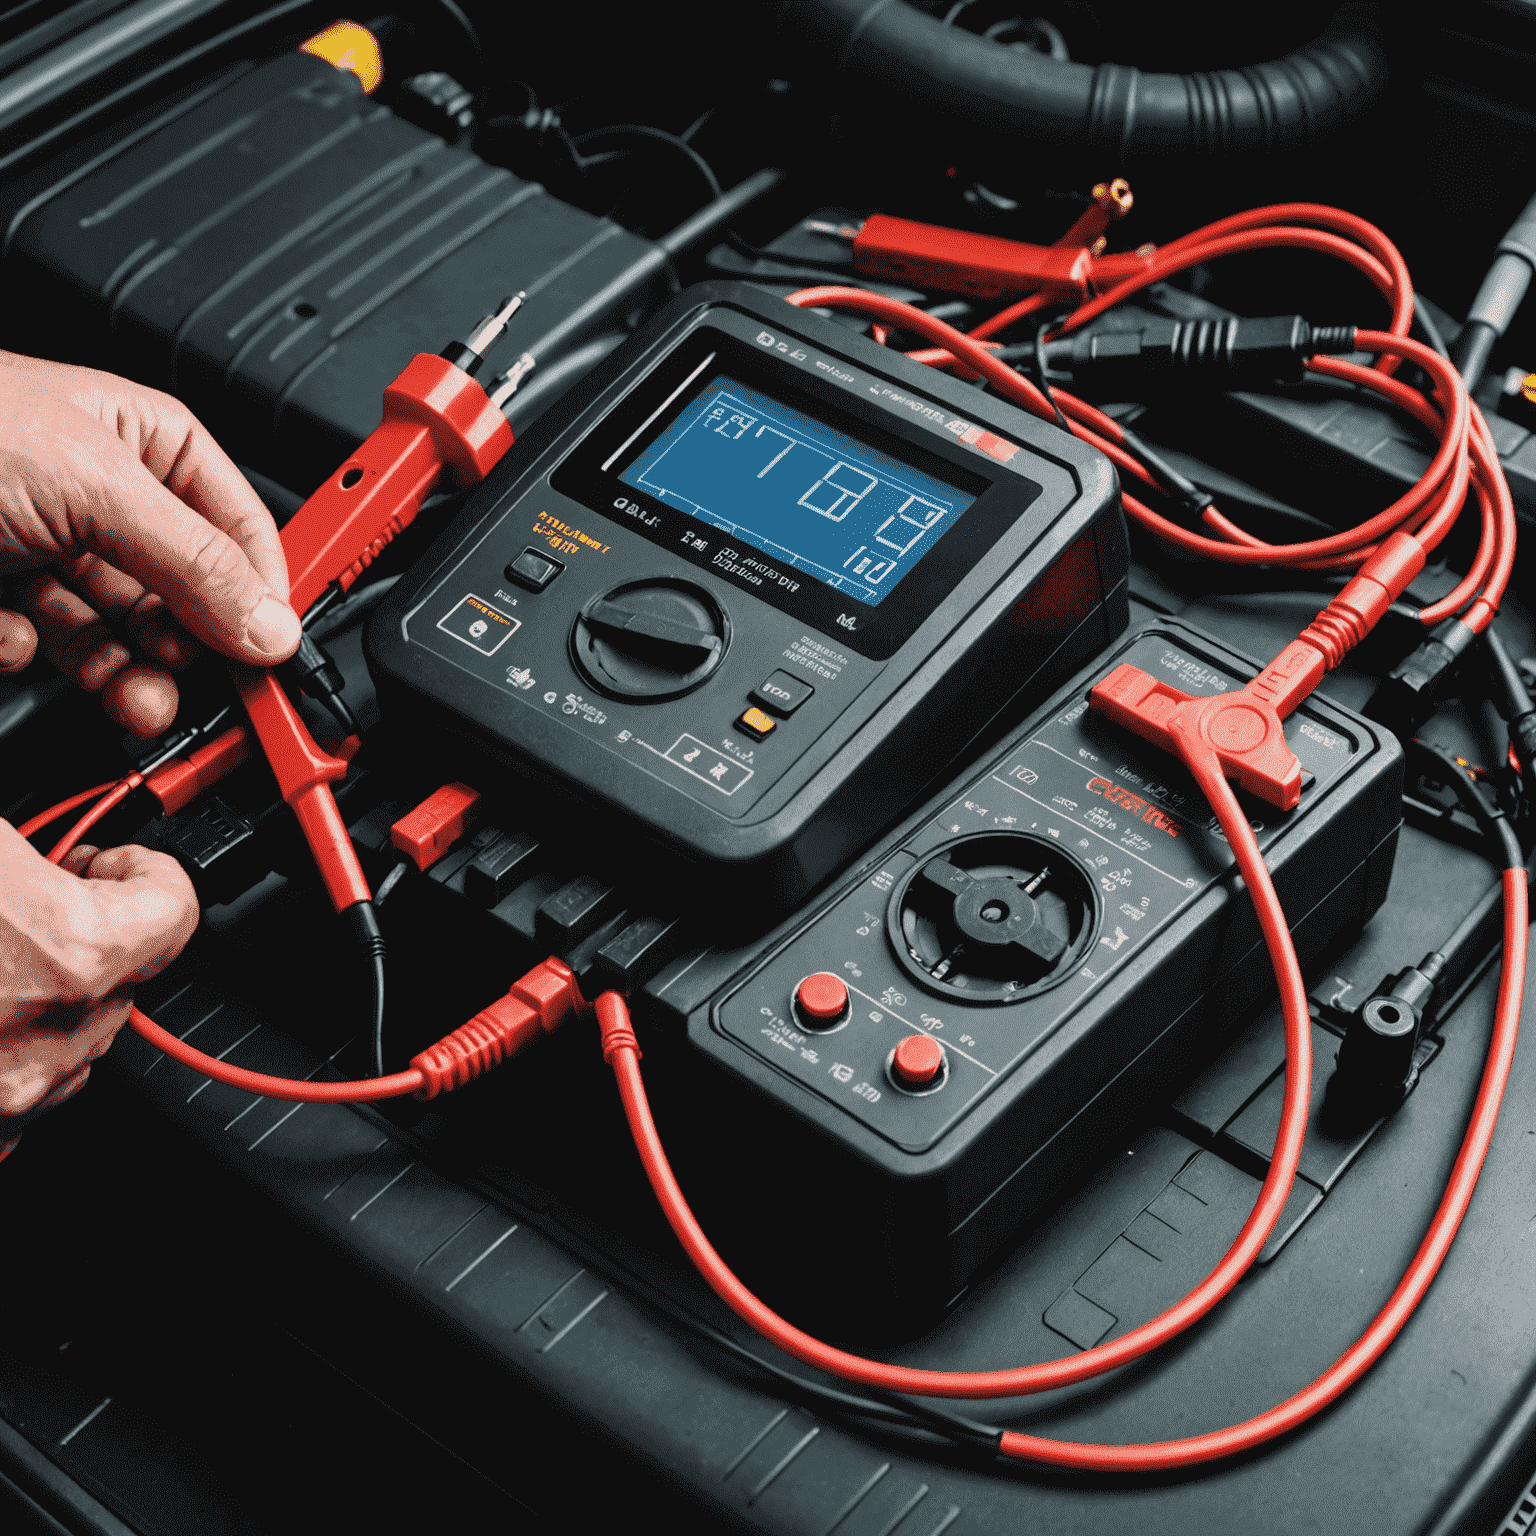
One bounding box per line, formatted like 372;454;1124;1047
368;283;1127;923
673;622;1404;1319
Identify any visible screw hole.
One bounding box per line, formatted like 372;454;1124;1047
340;466;364;489
979;901;1009;923
1377;1003;1400;1025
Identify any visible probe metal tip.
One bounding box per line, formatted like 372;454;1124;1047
1091;177;1134;218
488;351;536;409
804;220;863;242
462;291;528;360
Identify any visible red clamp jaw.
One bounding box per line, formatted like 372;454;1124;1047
1088;639;1330;812
1088;536;1428;812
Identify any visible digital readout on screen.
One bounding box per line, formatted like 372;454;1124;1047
615;377;978;607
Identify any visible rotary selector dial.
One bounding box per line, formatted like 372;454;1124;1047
571;578;728;701
888;832;1099;1002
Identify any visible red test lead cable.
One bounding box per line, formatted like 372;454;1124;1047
18;781;119;841
595;731;1317;1406
127;954;589;1103
594;858;1527;1470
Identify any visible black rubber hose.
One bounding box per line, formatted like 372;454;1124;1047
776;0;1387;169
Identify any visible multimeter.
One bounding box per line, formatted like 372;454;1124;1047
367;282;1127;925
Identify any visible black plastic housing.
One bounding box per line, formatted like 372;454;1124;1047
0;50;676;496
640;619;1403;1326
365;281;1128;932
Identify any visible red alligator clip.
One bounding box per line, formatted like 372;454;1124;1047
852;214;1095;301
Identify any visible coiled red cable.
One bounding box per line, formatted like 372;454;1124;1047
598;864;1527;1469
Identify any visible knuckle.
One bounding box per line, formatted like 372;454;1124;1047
0;1066;51;1119
187;528;255;607
61;947;113;1003
55;909;121;1001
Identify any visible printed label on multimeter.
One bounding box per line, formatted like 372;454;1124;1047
662;734;754;794
437;594;519;655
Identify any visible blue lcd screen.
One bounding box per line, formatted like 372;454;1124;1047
615;377;978;607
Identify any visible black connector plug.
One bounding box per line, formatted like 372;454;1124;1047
1484;626;1536;778
280;632;358;737
150;795;268;908
1326;954;1443;1127
1043;316;1357;394
1363;618;1477;736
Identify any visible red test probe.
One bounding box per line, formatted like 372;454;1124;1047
812;210;1155;302
241;291;532;918
34;297;536;1076
38;298;534;901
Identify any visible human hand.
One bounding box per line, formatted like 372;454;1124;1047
0;825;198;1163
0;352;302;738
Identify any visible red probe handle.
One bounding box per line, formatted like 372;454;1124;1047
852;212;1154;303
232;667;367;911
854;213;1094;301
282;351;515;617
284;418;440;619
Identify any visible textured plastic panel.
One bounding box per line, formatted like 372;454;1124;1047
0;51;675;495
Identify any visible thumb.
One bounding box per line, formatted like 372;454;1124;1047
72;843;200;990
74;436;301;666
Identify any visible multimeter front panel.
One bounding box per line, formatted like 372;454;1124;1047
369;287;1122;905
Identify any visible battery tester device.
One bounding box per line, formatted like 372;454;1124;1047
367;283;1128;920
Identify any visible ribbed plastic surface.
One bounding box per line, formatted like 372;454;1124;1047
0;51;674;496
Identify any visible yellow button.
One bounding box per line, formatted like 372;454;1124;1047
738;707;776;739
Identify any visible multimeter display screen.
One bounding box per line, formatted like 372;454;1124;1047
615;377;978;607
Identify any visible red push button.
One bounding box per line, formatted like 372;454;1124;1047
892;1033;944;1089
795;972;848;1024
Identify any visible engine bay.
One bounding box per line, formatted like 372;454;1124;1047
1;4;1535;1533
